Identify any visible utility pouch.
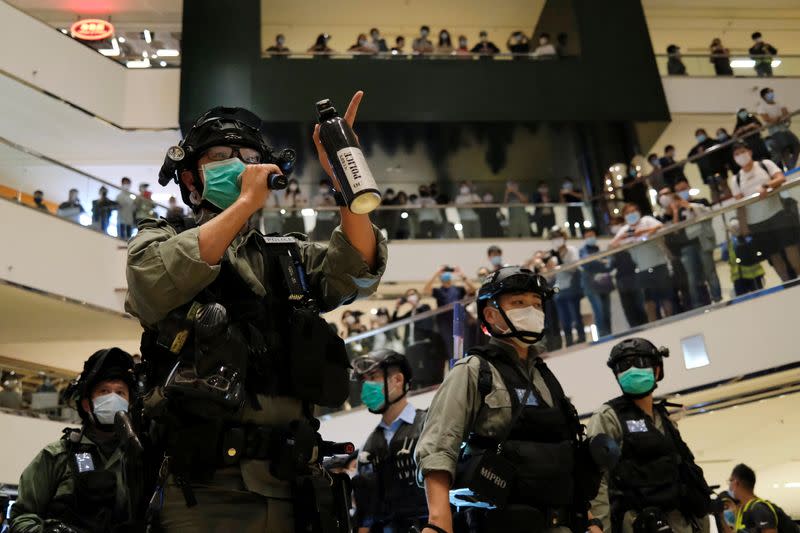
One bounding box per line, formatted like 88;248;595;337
269;419;319;481
288;308;350;407
292;474;349;533
459;450;515;508
75;469;117;510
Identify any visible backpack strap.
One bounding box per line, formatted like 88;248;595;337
464;346;495;405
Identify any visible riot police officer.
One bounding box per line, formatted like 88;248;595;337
587;338;711;533
125;92;387;532
351;349;428;532
10;348;138;533
416;267;605;533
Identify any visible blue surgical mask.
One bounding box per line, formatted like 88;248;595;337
716;132;728;141
696;134;707;143
723;510;736;527
678;190;691;201
617;367;655;395
92;392;129;425
441;272;453;283
562;182;574;192
738;111;748;120
201;157;246;211
361;381;385;411
625;212;641;226
585;236;597;246
765;92;775;102
490;255;503;266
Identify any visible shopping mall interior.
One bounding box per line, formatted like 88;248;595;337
1;0;799;530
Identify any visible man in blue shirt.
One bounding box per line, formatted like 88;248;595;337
424;265;477;358
351;350;428;533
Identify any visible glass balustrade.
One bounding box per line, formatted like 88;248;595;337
0;138;169;239
655;54;800;77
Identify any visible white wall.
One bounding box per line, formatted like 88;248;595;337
662;76;800;115
321;283;800;446
0;411;69;484
0;1;179;129
0;200;128;312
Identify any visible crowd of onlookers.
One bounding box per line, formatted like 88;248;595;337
266;27;568;58
666;31;780;77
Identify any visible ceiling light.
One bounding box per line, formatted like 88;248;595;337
301;208;315;217
454;223;463;231
784;482;800;488
143;29;152;44
771;59;782;68
118;36;126;43
156;49;180;57
151;52;158;58
126;58;151;68
59;28;68;34
689;188;700;196
400;212;409;219
160;61;167;67
730;58;755;68
142;50;149;58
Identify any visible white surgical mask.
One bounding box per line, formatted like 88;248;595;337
551;237;565;249
659;195;672;208
460;186;470;195
734;153;752;167
407;294;419;305
609;224;622;235
344;315;356;325
677;190;691;201
92;392;129;425
501;306;546;337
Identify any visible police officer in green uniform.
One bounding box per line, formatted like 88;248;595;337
416;267;605;533
587;338;711;533
125;91;387;532
351;349;428;532
10;348;137;533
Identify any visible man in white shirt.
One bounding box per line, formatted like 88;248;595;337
610;203;673;322
532;32;558;57
756;87;799;170
729;141;800;281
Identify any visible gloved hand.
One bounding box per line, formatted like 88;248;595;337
42;520;82;533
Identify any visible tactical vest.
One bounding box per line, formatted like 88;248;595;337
606;396;682;514
462;345;581;508
353;410;428;527
46;429;124;533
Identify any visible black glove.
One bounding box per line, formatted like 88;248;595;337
42;520;82;533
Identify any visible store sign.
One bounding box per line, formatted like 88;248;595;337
70;19;114;41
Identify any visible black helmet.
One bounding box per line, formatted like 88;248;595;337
607;337;669;382
66;347;135;424
351;349;412;414
477;266;555;343
158;107;296;210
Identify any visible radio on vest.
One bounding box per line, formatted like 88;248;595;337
316;98;381;214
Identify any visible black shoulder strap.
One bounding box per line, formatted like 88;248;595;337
412;409;428;433
536;358;583;438
465;347;495;405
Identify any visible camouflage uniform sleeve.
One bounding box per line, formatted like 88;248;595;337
586;404;623;532
415;357;482;485
125;219;221;327
298;224;388;312
10;443;66;533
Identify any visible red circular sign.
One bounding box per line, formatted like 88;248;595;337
70;19;114;41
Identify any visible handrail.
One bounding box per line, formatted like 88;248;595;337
545;173;800;276
264;51;571;59
591;108;800;201
263;201;588;213
0;135;170;210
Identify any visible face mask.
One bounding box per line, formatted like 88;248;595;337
277;38;285;46
288;184;298;192
361;381;386;411
538;187;548;194
407;294;419;305
34;196;43;204
585;236;597;246
502;306;546;336
539;38;548;45
723;510;736;527
319;187;329;195
716;132;728;141
734;153;752;167
738;111;748;120
441;272;453;283
659;195;672;208
617;367;655;395
765;92;775;102
421;30;429;37
490;255;504;266
459;39;467;47
677;190;691;201
460;186;470;195
201;157;246;211
551;238;565;249
625;212;641;226
562;182;574;191
696;134;707;143
609;224;622;235
649;159;660;168
122;184;130;191
92;392;129;425
371;33;379;40
377;315;389;325
483;194;493;203
358;39;367;46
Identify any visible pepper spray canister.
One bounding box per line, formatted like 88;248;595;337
316;99;381;214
